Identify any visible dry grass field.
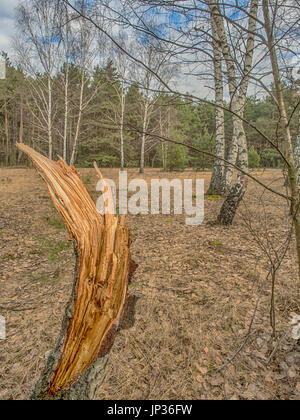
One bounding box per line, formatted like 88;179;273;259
0;167;299;400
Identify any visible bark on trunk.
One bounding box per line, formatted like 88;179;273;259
120;88;125;171
17;93;24;164
19;93;24;143
4;99;9;166
294;112;300;192
209;0;258;193
209;0;258;223
263;0;300;283
217;174;248;225
140;103;149;174
16;143;135;399
63;64;69;162
206;5;225;195
70;72;84;166
47;74;53;160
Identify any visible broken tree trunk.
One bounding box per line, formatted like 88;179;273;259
16;143;135;400
217;174;248;225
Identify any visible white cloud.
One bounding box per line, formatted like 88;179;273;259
0;0;19;15
171;74;214;100
0;0;19;55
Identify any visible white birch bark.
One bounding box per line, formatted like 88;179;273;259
62;8;71;162
236;0;259;173
4;99;9;166
207;6;225;195
293;112;300;191
47;73;53;160
120;87;126;171
159;106;169;171
63;65;69;162
262;0;300;282
209;0;258;191
70;72;84;166
140;101;149;173
15;0;60;160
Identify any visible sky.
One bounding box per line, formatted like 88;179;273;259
0;0;213;98
1;0;293;99
0;0;19;54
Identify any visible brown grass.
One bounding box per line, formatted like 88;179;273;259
0;167;299;400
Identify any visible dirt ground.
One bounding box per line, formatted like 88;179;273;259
0;166;299;400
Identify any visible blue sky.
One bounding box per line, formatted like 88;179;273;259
0;0;272;98
0;0;19;55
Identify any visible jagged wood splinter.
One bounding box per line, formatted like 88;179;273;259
16;143;135;400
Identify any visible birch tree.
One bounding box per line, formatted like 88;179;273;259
262;0;300;278
108;37;133;170
15;0;62;159
207;0;259;194
206;4;225;195
69;10;98;166
294;112;300;191
58;2;73;162
132;40;173;173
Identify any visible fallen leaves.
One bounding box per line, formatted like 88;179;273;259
1;167;299;400
195;363;208;375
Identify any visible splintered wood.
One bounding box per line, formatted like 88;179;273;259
16;143;131;396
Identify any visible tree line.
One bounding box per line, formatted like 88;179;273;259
1;53;298;171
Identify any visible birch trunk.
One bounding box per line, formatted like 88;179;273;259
120;88;125;171
209;0;258;192
63;64;69;162
235;0;258;175
207;6;225;195
209;0;241;191
159;107;169;171
140;101;149;174
62;5;71;163
294;112;300;192
209;0;258;224
4;99;9;166
70;72;84;166
17;92;24;164
19;92;24;143
47;74;53;160
217;175;248;225
263;0;300;283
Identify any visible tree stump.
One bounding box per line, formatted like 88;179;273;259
16;143;135;400
217;174;248;225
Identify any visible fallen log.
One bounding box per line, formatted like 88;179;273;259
16;143;135;400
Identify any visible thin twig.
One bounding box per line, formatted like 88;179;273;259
216;225;293;372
